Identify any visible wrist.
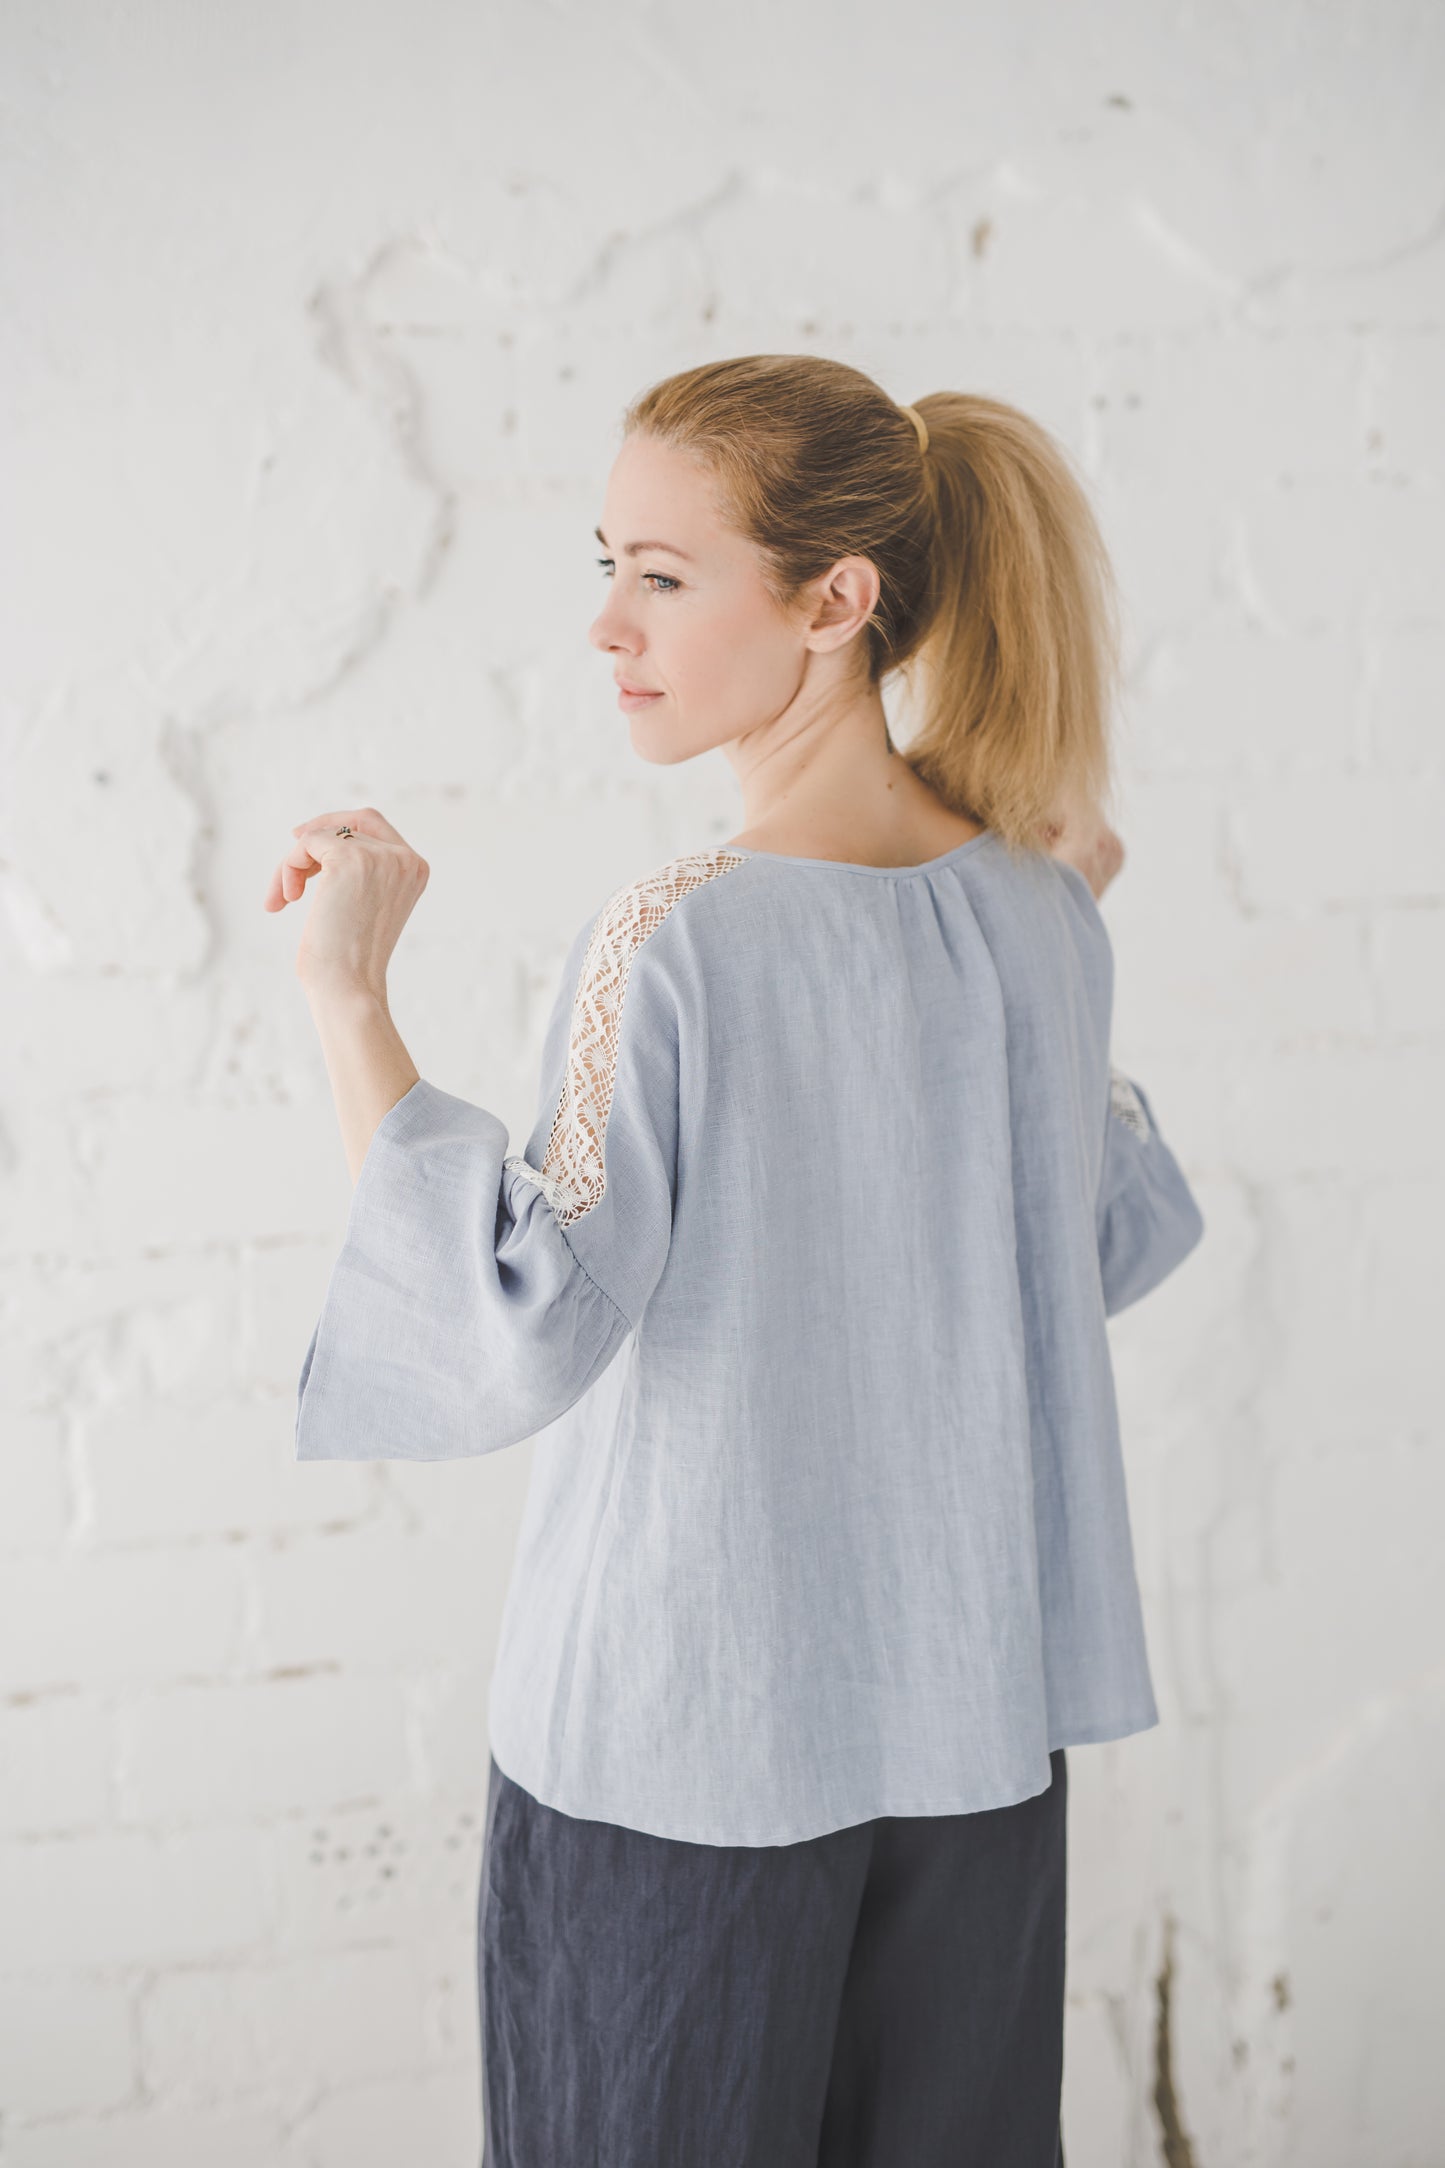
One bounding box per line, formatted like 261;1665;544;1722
302;974;389;1019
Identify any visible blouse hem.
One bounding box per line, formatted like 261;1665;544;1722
486;1706;1160;1849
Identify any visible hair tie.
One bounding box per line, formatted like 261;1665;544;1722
899;402;929;457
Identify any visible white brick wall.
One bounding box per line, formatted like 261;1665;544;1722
2;4;1440;2163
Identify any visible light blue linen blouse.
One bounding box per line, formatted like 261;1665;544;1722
296;830;1206;1846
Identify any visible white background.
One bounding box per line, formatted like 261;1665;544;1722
1;3;1442;2162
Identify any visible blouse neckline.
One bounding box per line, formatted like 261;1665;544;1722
723;830;997;879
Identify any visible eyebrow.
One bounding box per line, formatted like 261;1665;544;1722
594;526;697;564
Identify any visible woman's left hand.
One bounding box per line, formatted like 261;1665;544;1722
264;805;430;1002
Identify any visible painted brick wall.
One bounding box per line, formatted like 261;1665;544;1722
2;5;1441;2163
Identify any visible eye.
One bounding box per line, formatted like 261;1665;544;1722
596;559;681;594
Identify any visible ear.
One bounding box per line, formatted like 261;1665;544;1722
800;554;881;654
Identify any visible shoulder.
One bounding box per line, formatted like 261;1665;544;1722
545;847;751;1052
1038;852;1115;1017
578;845;752;975
1043;852;1112;951
592;845;751;940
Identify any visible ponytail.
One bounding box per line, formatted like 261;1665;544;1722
901;393;1121;854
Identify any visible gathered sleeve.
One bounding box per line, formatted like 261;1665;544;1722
1096;1064;1206;1318
295;889;681;1462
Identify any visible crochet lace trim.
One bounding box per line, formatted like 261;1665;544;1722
504;848;746;1226
1108;1065;1151;1142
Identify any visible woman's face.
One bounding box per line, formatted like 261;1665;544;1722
589;433;833;765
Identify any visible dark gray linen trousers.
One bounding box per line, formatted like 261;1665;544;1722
477;1746;1068;2167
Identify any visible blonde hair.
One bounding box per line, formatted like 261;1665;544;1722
620;354;1122;857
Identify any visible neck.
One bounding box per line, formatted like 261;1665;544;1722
722;678;971;861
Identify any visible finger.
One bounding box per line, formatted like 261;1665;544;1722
262;854;316;912
290;806;407;846
262;830;365;912
263;854;319;912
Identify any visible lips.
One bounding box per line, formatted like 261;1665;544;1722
616;681;659;696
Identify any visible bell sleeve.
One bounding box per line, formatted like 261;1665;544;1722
294;890;681;1462
1096;1063;1206;1318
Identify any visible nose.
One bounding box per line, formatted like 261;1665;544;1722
588;590;641;656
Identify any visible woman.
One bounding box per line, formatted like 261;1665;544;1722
270;354;1205;2167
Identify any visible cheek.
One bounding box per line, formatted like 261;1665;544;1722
627;598;796;761
668;595;796;702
